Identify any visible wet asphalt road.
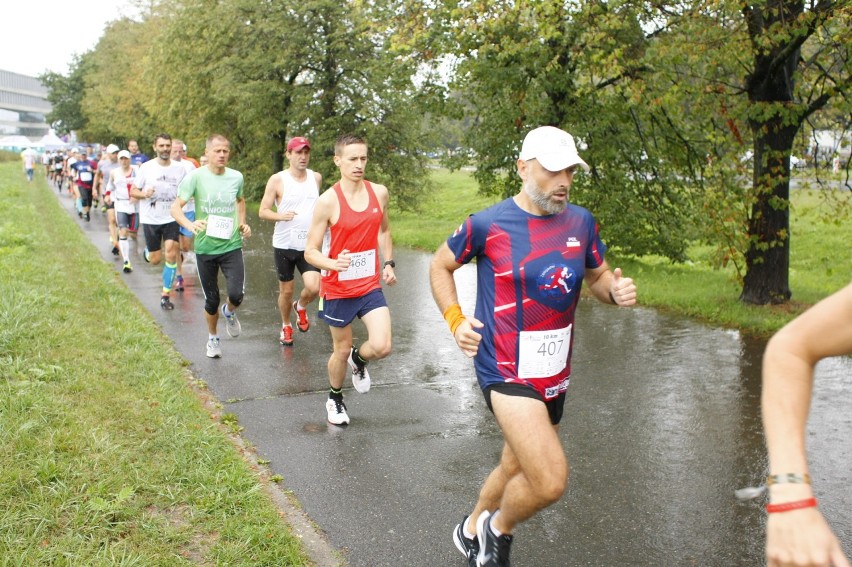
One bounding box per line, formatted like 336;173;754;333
54;185;851;566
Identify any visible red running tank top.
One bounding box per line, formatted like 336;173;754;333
321;181;383;299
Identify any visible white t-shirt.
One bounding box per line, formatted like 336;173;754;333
272;169;319;251
176;159;197;213
108;166;139;214
134;159;186;225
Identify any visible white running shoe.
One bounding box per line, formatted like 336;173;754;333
326;398;350;425
348;347;371;394
221;304;241;337
206;337;222;358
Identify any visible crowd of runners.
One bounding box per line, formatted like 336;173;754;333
35;127;848;567
47;133;397;429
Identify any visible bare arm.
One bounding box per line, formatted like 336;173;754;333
93;168;104;197
429;242;482;357
170;177;206;235
763;283;852;567
236;196;250;237
585;261;638;306
130;178;153;200
258;174;290;222
374;183;396;286
170;197;194;232
304;191;349;273
104;171;116;204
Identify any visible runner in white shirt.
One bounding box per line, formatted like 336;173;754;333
259;136;323;346
130;133;187;310
96;144;122;255
107;150;140;273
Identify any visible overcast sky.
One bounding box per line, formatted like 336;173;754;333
1;0;139;78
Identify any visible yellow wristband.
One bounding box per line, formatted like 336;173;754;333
442;304;466;335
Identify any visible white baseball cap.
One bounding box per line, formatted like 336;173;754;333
519;126;589;172
117;150;131;159
106;143;120;153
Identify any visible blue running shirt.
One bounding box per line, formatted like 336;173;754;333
446;198;607;400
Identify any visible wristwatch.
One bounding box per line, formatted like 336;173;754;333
383;260;396;268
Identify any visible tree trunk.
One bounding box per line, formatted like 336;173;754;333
740;123;796;304
273;130;286;173
740;0;803;305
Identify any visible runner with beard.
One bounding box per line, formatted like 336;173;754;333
130;133;187;310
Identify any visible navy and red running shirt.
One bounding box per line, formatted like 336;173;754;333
71;159;98;189
446;198;607;400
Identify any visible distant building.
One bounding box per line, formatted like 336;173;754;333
0;69;51;139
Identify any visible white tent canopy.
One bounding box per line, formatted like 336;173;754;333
0;134;35;150
39;132;68;151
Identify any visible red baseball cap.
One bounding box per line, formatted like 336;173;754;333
287;137;311;152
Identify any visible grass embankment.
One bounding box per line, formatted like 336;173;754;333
392;168;851;337
0;163;312;564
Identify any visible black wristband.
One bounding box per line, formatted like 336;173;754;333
383;260;395;268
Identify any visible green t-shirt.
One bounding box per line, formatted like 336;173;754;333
178;166;245;255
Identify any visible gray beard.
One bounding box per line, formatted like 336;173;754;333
524;180;567;215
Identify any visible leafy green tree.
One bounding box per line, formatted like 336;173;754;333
146;0;432;206
395;0;852;304
40;53;94;136
737;0;852;304
78;16;161;146
395;1;697;260
644;0;852;303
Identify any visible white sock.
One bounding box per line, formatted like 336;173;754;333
119;238;130;262
462;519;475;540
489;511;503;537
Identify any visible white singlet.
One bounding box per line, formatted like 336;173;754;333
272;169;319;251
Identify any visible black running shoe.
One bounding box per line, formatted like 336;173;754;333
111;246;119;256
476;510;512;567
160;296;175;310
453;516;479;567
84;213;90;222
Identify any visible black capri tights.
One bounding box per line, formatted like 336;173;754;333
196;248;246;315
78;186;93;207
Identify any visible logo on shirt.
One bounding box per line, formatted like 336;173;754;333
522;250;579;313
537;264;575;298
202;192;235;215
566;237;581;248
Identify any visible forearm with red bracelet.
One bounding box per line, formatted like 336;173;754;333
765;473;817;513
443;304;467;335
766;497;818;513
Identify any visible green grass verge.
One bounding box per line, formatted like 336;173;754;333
0;163;312;565
391;168;501;251
390;168;851;336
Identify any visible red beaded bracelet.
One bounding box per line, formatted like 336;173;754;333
766;497;818;514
